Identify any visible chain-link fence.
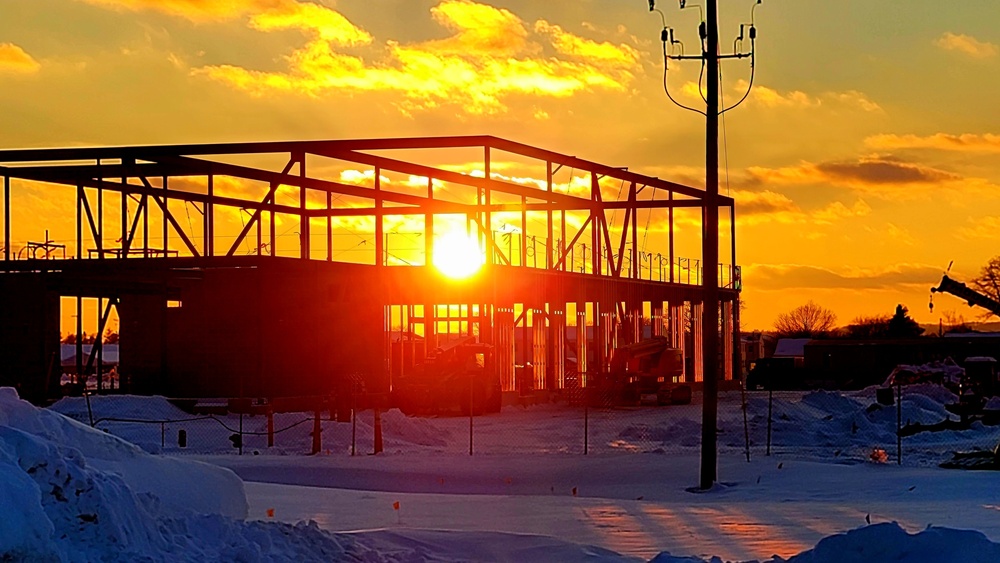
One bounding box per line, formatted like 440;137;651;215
48;381;1000;467
743;385;1000;467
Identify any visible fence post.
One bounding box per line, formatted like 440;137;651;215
373;407;383;455
267;410;274;448
85;391;95;427
741;380;751;462
351;393;357;456
766;389;773;457
239;413;244;456
896;380;902;465
311;410;321;455
584;385;589;455
469;373;474;456
160;422;165;450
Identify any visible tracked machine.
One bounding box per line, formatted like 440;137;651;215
598;336;691;406
392;337;501;416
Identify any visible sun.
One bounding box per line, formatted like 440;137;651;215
433;231;484;279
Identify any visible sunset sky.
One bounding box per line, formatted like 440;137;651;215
2;0;1000;331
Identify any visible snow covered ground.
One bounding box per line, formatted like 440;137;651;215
3;385;1000;561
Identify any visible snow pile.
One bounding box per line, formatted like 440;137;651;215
51;394;191;422
985;396;1000;412
0;387;356;562
781;522;1000;563
0;388;653;562
645;523;1000;562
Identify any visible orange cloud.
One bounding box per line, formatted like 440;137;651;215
79;0;288;21
249;2;371;45
935;32;998;59
534;20;639;66
731;189;870;227
194;0;638;114
865;133;1000;154
681;80;881;112
746;156;960;196
958;215;1000;241
428;0;529;55
0;43;41;74
812;199;871;224
746;263;942;291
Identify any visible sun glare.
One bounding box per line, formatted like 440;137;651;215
433;231;484;279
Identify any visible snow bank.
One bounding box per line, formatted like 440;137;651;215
783;522;1000;563
50;394;191;422
2;388;246;519
0;387;261;561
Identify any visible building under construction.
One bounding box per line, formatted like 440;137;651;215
0;136;741;404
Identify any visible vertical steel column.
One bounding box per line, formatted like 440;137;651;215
326;189;332;261
97;160;103;258
520;195;527;268
552;307;566;389
576;305;587;387
692;302;704;382
630;182;638;279
206;174;213;257
590;172;601;276
375;167;383;266
3;175;9;261
669;191;675;283
121;166;127;258
425;177;435;349
652;303;664;337
142;194;149;257
76;183;83;259
546;162;554;269
162;176;168;257
299;153;309;259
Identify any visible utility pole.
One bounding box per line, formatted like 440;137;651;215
702;0;721;492
650;0;760;490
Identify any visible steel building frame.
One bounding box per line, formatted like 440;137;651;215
0;136;740;401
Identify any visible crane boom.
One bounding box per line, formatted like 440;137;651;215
931;275;1000;317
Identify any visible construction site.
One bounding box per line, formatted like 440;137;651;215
0;136;741;409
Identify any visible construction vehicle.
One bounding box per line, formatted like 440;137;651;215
927;274;1000;406
392;336;502;416
930;274;1000;318
599;336;690;406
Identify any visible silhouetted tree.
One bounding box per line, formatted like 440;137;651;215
971;256;1000;319
887;304;924;338
61;333;77;345
942;310;974;334
103;331;119;344
844;315;891;339
773;301;837;338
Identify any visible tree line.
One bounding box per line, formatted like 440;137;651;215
772;256;1000;339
